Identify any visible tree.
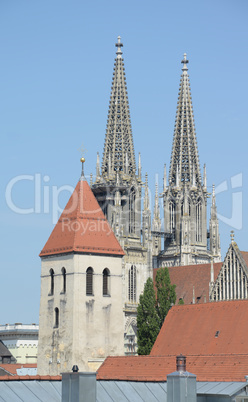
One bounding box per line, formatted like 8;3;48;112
137;268;177;355
137;277;160;355
155;267;176;327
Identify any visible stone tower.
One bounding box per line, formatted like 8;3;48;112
91;37;152;353
37;160;125;375
158;54;221;267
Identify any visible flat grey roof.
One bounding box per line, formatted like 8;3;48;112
0;380;246;401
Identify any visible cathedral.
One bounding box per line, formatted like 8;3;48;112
37;37;223;375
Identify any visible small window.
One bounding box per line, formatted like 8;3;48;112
86;267;93;296
50;269;54;295
61;268;66;293
54;307;59;328
103;268;110;296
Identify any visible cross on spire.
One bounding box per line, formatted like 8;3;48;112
115;36;123;58
181;53;189;71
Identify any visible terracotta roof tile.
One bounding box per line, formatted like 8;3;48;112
154;263;222;305
241;251;248;268
97;354;248;382
0;364;37;375
151;300;248;356
0;374;61;381
40;180;124;257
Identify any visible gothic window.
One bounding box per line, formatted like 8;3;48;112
169;201;175;232
103;268;110;296
61;268;66;294
128;265;136;302
54;308;59;328
50;269;54;295
86;267;93;296
129;188;136;234
196;200;202;242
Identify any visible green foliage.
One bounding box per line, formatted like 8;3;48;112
178;298;184;305
155;267;176;327
137;268;177;355
137;277;160;355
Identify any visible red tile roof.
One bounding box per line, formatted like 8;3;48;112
0;364;37;375
241;251;248;268
0;374;61;381
151;300;248;356
97;354;248;382
40;179;124;257
97;300;248;383
153;263;222;305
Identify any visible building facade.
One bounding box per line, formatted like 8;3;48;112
37;169;125;375
0;324;38;364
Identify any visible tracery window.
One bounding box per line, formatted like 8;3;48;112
103;268;110;296
169;201;175;232
196;200;202;242
86;267;93;296
129;188;136;234
128;265;136;302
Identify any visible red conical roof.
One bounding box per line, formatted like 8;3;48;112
40;179;124;257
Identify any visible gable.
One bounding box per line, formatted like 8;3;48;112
210;242;248;301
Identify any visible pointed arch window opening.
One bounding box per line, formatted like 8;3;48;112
128;265;137;302
169;201;175;233
196;201;202;242
129;188;136;234
86;267;93;296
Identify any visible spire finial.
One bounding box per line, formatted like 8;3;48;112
80;157;86;181
115;36;123;59
181;53;189;71
230;230;235;243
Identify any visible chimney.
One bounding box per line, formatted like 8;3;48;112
167;355;197;402
62;366;96;402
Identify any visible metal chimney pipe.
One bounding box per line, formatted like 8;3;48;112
176;354;186;372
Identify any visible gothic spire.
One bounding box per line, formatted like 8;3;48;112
169;53;201;187
102;36;136;178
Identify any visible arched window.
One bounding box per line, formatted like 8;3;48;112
61;268;66;293
196;200;202;242
129;187;136;234
54;307;59;328
86;267;93;296
169;201;175;232
128;265;136;302
103;268;110;296
50;269;54;295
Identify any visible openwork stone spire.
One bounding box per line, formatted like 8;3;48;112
169;53;201;186
102;36;136;178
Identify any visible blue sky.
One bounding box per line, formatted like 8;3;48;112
0;0;248;324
